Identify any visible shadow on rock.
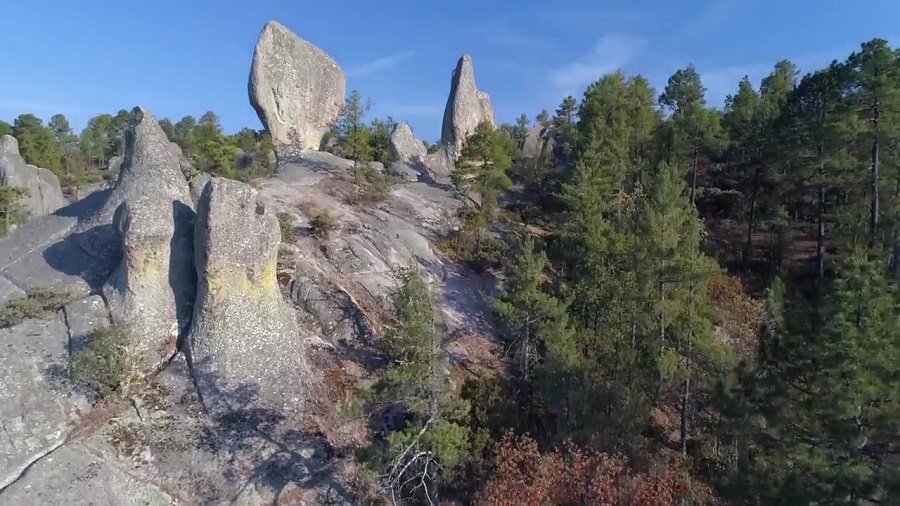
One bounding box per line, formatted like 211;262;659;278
42;227;120;293
171;200;197;341
165;357;353;504
54;188;111;220
411;159;454;191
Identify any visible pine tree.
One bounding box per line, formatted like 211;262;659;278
367;268;470;504
493;231;574;381
738;253;900;503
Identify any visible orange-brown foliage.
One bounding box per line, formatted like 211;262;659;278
707;273;763;361
477;434;718;506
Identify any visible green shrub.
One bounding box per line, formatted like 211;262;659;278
0;287;75;328
310;209;339;238
71;326;138;398
353;164;391;204
277;212;297;244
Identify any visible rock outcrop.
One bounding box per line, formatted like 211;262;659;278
387;123;426;182
440;54;495;156
249;20;345;157
190;177;304;412
0;135;66;219
389;123;427;164
101;107;196;373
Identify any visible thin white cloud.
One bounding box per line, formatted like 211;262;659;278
678;0;740;39
346;50;415;78
549;34;646;92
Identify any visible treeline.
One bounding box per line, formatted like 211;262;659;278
0;109;275;190
361;38;900;504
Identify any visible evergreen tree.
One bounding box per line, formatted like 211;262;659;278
12;114;63;175
366;268;470;504
737;253;900;503
658;65;723;204
493;231;574;381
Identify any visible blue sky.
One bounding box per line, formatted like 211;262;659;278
1;0;898;143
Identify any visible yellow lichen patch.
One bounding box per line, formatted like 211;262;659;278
208;257;279;301
126;247;164;279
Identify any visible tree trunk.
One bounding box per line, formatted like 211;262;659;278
743;164;760;270
680;374;690;455
816;183;826;286
869;101;880;240
689;147;699;205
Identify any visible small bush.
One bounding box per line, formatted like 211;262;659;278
353;164;391;204
310;209;339;238
277;212;297;244
71;326;139;398
0;287;75;328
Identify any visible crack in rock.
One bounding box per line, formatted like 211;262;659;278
0;436;67;494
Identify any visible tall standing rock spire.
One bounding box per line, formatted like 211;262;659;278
440;54;495;157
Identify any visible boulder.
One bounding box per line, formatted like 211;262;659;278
0;135;66;219
522;124;545;160
100;107;196;373
249;20;345;157
389;123;427;164
387;123;427;182
440;55;495;156
190;177;305;412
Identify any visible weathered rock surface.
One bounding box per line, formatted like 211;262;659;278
249;20;345;156
0;190;114;298
0;135;67;219
99;107;196;373
0;316;89;493
441;55;495;156
190;177;304;412
107;155;123;174
0;441;173;505
389;123;427;164
387;123;427;182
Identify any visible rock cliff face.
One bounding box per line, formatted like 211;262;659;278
249;20;346;157
0;135;66;219
440;54;495;156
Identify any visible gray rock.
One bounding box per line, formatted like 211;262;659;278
0;316;88;492
522;124;545;160
190;177;305;413
188;171;212;205
0;192;115;297
0;441;173;505
0;135;67;219
100;107;196;373
108;155;123;174
0;277;24;307
75;108;190;261
422;146;455;184
63;295;110;354
440;55;495;156
387;123;427;182
389;123;427;164
249;20;345;156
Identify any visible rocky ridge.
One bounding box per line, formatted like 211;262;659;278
0;21;498;505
